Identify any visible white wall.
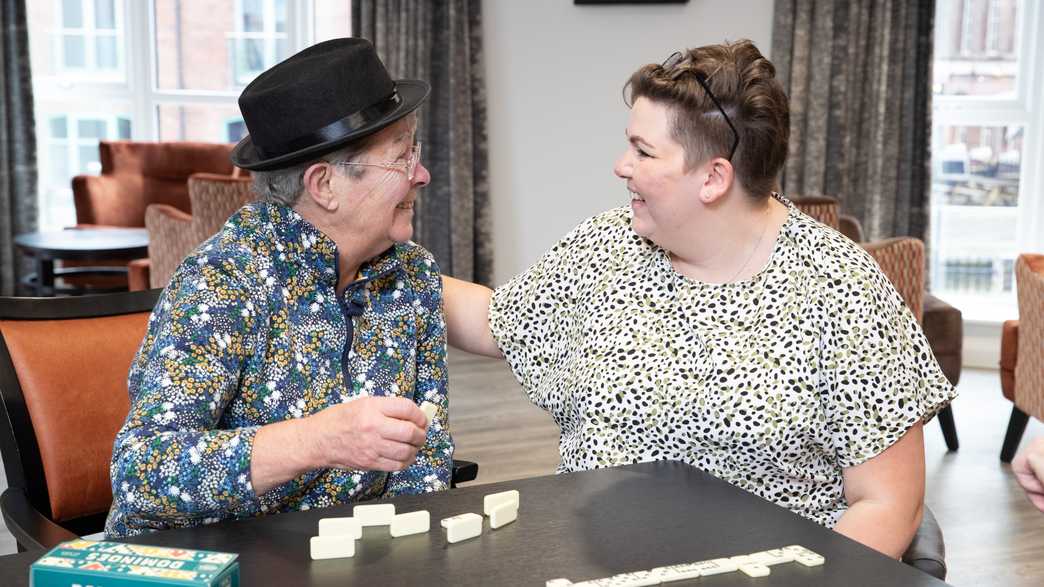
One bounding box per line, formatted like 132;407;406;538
482;0;776;284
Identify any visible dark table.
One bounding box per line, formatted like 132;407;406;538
0;461;949;586
14;228;149;296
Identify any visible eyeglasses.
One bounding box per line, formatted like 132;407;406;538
333;141;423;181
660;52;740;161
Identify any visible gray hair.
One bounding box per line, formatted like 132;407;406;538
251;141;369;207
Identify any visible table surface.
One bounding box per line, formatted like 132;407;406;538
14;228;148;256
0;461;949;586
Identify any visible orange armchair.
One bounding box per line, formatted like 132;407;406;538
68;141;237;290
999;253;1044;462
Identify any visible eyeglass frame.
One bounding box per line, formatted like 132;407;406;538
331;141;423;182
660;51;740;162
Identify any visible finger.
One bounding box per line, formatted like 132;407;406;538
1015;470;1044;494
379;416;427;446
371;455;411;472
376;439;421;464
377;397;428;428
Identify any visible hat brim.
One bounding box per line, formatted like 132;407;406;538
231;79;430;171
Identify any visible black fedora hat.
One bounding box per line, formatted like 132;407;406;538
231;37;430;171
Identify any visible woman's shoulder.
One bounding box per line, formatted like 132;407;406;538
783;209;882;282
558;206;649;253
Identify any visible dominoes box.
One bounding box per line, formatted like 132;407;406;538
30;540;239;587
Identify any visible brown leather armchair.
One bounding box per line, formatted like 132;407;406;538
791;195;962;451
999;253;1044;462
66;141;238;290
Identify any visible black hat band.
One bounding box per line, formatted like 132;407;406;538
253;91;404;160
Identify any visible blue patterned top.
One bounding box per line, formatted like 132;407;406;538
105;201;453;538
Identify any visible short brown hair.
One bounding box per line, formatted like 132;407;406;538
624;40;789;198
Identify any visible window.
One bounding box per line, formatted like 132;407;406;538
56;0;123;77
29;0;352;230
930;0;1044;322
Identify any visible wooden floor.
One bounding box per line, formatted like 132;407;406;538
3;351;1043;585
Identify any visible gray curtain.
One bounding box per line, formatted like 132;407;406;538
772;0;934;241
0;0;37;296
353;0;492;286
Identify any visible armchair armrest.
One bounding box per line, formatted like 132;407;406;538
1;487;77;551
839;214;864;243
451;459;478;488
901;505;946;580
127;258;151;292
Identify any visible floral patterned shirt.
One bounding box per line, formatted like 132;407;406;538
106;201;453;538
488;195;955;527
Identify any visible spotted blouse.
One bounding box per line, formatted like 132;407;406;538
106;201;453;538
488;195;955;527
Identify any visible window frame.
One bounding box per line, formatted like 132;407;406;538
930;0;1044;323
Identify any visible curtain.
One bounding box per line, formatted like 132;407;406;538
353;0;493;286
0;0;37;296
772;0;935;241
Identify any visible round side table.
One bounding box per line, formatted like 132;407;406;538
14;228;149;296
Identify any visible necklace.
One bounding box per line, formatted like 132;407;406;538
725;206;771;284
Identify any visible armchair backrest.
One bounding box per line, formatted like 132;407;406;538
145;173;255;289
1014;253;1044;418
0;290;160;528
861;237;925;324
73;141;236;228
790;194;841;230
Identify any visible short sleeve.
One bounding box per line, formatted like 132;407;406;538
821;251;957;468
488;211;626;397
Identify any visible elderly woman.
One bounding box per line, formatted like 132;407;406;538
444;40;954;558
106;38;452;537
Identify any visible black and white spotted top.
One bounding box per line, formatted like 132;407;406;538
488;196;955;527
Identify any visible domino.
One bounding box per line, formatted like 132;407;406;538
739;563;771;577
442;512;483;543
692;558;738;576
545;580;573;587
489;501;518;529
419;401;438;423
483;490;520;516
318;517;362;539
309;535;355;560
390;510;430;537
607;570;660;586
353;503;395;526
650;562;704;581
751;548;794;565
783;545;825;567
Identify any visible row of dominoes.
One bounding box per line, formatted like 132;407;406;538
545;545;825;586
309;490;521;559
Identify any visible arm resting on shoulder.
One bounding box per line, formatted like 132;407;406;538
835;421;925;559
441;275;503;358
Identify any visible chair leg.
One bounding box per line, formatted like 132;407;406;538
1000;406;1029;463
936;405;958;451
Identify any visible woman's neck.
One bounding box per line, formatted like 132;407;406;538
668;195;788;284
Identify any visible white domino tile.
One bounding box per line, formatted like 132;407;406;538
353;503;395;526
739;563;771;577
317;517;362;539
483;490;520;516
545;579;573;587
390;510;431;537
751;549;794;566
442;512;483;543
608;570;661;586
420;401;438;423
489;501;518;529
784;545;825;567
693;558;737;576
651;562;704;581
309;535;355;560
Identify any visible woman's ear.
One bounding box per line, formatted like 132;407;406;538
695;157;734;204
302;162;338;212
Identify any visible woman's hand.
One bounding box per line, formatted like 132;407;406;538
311;397;429;471
1012;436;1044;512
249;397;428;495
